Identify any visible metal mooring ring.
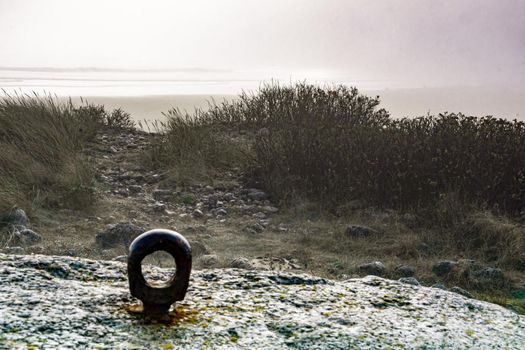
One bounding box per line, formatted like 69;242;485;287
127;229;192;319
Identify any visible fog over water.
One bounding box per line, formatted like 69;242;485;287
1;0;524;120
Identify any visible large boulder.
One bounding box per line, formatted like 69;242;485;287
0;253;524;349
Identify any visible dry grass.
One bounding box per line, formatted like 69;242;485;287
143;82;525;288
0;93;135;215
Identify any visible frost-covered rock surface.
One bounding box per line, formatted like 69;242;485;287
0;254;524;349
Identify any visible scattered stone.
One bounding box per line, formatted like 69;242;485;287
230;257;255;270
0;208;28;228
358;261;385;277
150;202;167;213
399;277;420;286
113;255;127;262
199;254;219;268
95;222;145;249
152;189;172;202
450;286;473;298
261;206;279;214
247;223;265;233
432;260;458;277
216;209;227;217
192;209;204;219
252;212;267;219
277;223;289;232
431;283;447;290
247;189;269;201
345;225;377;238
16;228;42;246
394;265;415;277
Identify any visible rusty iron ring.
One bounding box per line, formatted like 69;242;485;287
127;229;192;319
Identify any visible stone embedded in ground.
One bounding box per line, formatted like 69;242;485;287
432;260;458;277
215;208;227;217
247;222;265;234
113;255;127;262
230;257;255;270
261;206;279;214
199;254;219;268
192;209;204;219
15;228;42;246
247;189;269;201
345;225;378;238
450;286;473;298
95;222;145;249
0;208;28;228
150;201;167;213
432;283;447;290
1;253;524;349
399;277;420;286
394;265;415;277
358;261;386;276
152;189;172;202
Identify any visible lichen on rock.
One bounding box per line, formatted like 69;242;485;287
0;253;524;349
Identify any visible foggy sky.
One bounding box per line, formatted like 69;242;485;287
1;0;524;89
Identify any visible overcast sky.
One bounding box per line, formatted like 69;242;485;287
1;0;524;89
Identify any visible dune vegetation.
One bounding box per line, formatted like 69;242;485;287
144;83;525;274
0;94;133;214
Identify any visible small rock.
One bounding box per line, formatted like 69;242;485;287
216;209;227;217
199;254;219;268
95;222;145;249
345;225;377;238
431;283;447;290
450;286;472;298
113;255;127;262
277;223;289;232
394;265;415;277
152;189;172;202
358;261;385;277
399;277;420;286
17;228;42;246
192;209;204;219
0;208;28;228
230;257;255;270
150;202;167;213
432;260;458;277
247;189;269;201
252;212;267;219
247;223;265;233
261;206;279;214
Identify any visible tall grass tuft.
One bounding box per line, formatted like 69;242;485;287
0;93;117;213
